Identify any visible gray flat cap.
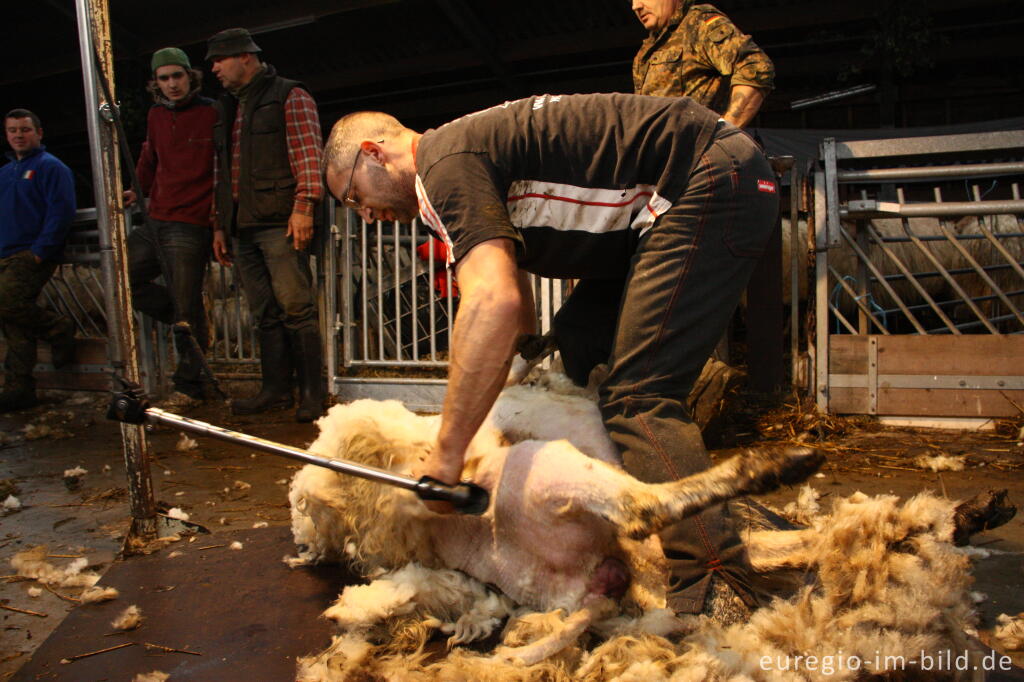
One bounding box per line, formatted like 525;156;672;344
206;27;262;60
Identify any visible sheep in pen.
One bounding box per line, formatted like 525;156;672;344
285;374;1016;681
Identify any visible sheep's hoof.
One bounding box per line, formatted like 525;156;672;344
742;447;825;495
953;489;1016;546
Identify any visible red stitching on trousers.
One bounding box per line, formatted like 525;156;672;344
635;152;713;384
629;150;727;571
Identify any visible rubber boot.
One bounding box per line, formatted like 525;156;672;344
231;327;294;415
0;375;38;413
290;329;325;423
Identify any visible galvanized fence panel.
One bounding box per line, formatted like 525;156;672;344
206;262;258;368
0;208;164;391
814;130;1024;417
21;208;260;392
327;201;567;410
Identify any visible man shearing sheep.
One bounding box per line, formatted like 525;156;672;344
322;93;779;621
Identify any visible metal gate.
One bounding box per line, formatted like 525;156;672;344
27;208;120;390
813;130;1024;418
324;201;566;411
2;207;260;395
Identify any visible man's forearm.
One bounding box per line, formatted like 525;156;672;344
434;241;522;477
436;287;520;467
723;84;765;128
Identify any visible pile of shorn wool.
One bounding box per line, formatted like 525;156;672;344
295;489;994;681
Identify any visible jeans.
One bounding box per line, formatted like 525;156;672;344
0;250;63;381
128;219;211;396
566;127;779;613
232;225;317;334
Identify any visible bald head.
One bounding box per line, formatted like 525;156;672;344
324;111;409;176
324;111;421;223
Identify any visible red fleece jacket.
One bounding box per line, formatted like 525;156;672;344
136;96;216;227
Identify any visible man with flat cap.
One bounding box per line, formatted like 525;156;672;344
125;47;217;408
206;27;326;423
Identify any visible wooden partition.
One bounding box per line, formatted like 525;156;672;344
828;334;1024;417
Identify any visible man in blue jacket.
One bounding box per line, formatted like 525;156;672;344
0;109;77;411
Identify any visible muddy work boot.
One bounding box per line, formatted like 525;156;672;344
231;327;294;416
0;376;39;413
290;329;325;423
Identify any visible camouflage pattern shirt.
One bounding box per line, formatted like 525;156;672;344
632;1;774;114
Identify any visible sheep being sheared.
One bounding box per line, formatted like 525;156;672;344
288;383;822;663
287;381;1015;680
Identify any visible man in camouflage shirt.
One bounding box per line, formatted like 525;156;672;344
631;0;774;127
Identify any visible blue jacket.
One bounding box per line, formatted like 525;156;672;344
0;145;77;261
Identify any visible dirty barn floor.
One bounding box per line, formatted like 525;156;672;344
1;391;1022;680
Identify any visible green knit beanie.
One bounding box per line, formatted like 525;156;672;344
151;47;191;73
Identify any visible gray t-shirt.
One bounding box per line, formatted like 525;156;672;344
415;92;719;278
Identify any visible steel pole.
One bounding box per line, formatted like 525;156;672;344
104;386;490;514
137;407;487;513
75;0;157;535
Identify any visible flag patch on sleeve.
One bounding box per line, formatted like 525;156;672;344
757;179;776;193
22;170;35;180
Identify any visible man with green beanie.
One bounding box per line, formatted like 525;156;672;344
124;47;217;408
206;27;326;423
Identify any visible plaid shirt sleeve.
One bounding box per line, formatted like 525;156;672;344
283;87;324;217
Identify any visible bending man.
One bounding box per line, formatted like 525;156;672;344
323;94;778;621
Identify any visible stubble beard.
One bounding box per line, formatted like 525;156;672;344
373;163;420;223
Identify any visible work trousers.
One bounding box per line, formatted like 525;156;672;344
128;219;211;397
232;225;318;334
563;126;779;613
0;251;64;381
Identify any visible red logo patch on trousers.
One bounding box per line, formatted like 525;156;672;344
757;179;776;193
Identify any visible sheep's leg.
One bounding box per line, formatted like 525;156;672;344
505;333;558;386
447;591;516;646
730;490;1017;572
603;447;824;540
493;597;617;666
952;489;1016;546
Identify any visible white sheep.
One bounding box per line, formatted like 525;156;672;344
288;378;1014;680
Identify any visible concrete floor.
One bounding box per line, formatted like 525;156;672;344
1;391;1022;679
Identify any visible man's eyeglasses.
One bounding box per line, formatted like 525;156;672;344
341;140;384;211
341;147;364;210
156;71;187;82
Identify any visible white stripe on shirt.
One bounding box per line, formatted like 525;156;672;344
506;180;669;234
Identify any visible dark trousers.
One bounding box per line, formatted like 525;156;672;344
128;219;211;396
0;251;63;382
233;226;317;334
561;128;779;613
